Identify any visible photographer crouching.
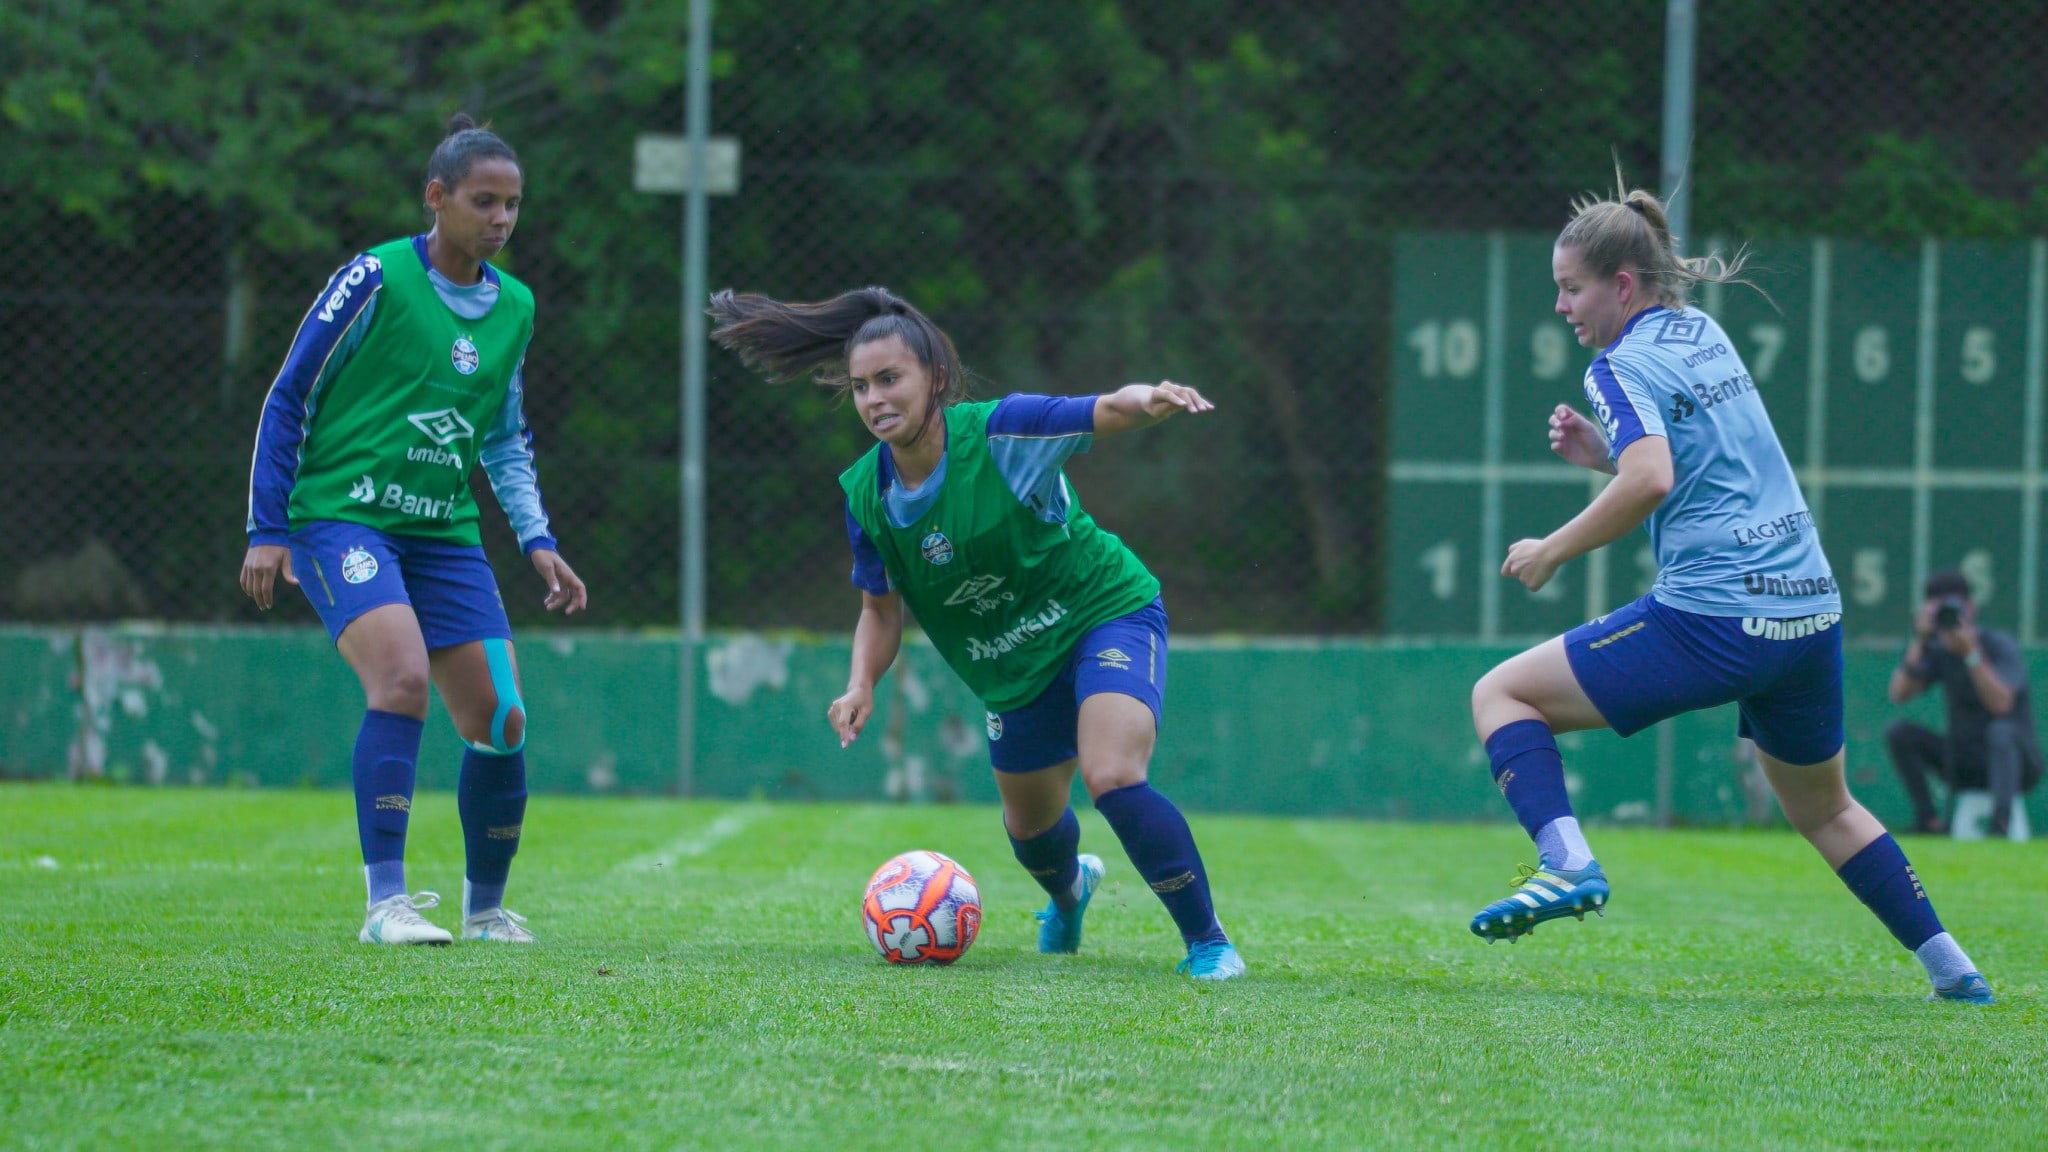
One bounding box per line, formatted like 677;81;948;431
1887;569;2043;836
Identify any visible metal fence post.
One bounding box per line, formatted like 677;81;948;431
1661;0;1697;245
678;0;713;796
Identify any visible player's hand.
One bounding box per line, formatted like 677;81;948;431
239;544;297;611
1548;404;1611;471
531;549;588;614
1140;381;1216;420
828;685;875;748
1501;537;1562;592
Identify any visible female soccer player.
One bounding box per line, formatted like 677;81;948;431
1465;180;1993;1002
709;287;1244;979
240;114;586;946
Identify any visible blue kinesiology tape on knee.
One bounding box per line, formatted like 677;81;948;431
469;637;526;754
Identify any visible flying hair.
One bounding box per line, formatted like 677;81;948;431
707;287;971;444
426;112;520;192
1557;157;1764;309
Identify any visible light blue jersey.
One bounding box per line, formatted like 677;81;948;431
1583;305;1839;618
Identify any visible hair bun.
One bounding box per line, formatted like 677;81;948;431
445;111;479;137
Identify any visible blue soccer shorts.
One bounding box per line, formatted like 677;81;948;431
1564;593;1845;766
986;596;1168;774
288;519;513;651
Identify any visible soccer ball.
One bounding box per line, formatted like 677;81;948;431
861;850;982;965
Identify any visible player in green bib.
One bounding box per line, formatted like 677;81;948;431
240;115;587;947
712;287;1245;979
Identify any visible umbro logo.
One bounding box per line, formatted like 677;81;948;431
407;408;476;446
1653;315;1707;347
1094;647;1132;670
374;794;411;813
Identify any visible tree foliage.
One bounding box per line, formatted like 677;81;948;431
3;0;2042;628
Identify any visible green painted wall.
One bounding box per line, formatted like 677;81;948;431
0;626;1965;828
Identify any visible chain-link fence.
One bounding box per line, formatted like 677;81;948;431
3;1;2041;633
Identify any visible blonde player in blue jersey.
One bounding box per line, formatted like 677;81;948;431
710;287;1244;979
1465;178;1993;1003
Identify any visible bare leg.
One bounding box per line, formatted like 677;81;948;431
1470;636;1609;741
1755;746;1883;869
994;759;1079;839
337;604;432;718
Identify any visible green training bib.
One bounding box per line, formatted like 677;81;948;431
287;237;535;544
840;400;1160;711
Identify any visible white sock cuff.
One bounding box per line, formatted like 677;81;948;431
1915;931;1975;984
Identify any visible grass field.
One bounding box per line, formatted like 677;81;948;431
4;784;2045;1150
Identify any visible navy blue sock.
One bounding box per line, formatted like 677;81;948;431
1094;783;1225;945
353;710;424;905
1009;807;1082;912
1835;833;1945;951
1487;719;1576;839
458;748;528;916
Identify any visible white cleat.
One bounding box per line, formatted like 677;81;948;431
463;906;536;943
360;891;454;945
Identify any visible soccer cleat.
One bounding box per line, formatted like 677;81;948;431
463;905;536;943
359;891;453;946
1469;861;1610;942
1176;939;1247;981
1034;853;1106;954
1931;972;1995;1005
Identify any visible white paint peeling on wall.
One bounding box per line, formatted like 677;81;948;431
68;630;164;780
705;634;792;706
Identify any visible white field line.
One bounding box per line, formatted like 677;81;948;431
614;806;764;873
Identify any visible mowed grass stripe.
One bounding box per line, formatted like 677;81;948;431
2;784;2044;1151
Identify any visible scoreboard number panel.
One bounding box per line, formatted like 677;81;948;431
1503;233;1591;464
1701;239;1813;469
1928;491;2024;634
1823;241;1923;471
1933;242;2031;471
1389;232;2048;642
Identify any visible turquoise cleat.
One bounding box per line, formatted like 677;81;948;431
1931;972;1995;1004
1035;853;1105;953
1469;860;1610;942
1176;939;1246;981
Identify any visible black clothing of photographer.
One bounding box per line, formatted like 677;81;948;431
1886;569;2043;835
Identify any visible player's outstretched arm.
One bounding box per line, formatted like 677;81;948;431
1502;435;1673;592
1548;404;1616;473
830;590;904;748
1091;381;1215;438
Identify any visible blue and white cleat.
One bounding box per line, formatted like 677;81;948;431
1035;853;1106;953
1176;939;1246;981
1469;861;1609;942
1931;972;1995;1004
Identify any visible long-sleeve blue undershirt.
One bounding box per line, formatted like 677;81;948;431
244;237;556;553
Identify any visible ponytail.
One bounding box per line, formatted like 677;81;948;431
1558;161;1760;308
708;286;970;441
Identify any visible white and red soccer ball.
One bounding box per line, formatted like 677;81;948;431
862;850;982;965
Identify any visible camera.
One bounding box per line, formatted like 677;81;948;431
1934;596;1967;632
